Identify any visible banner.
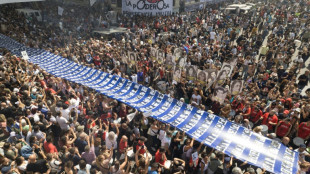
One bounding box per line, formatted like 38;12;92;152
58;6;64;16
0;34;299;174
122;0;173;16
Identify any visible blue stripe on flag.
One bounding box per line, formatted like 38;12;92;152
164;103;187;122
186;112;209;134
273;143;287;174
224;126;245;156
210;122;232;147
177;108;198;128
198;117;220;142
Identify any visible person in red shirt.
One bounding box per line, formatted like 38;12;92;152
155;147;167;167
231;98;244;115
136;137;147;155
261;112;270;125
297;119;310;139
118;135;128;159
240;102;251;120
275;118;292;138
43;136;58;154
118;104;127;118
250;106;263;124
262;110;278;131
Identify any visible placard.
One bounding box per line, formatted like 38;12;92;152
21;51;29;60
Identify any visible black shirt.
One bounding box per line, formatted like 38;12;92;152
298;74;308;86
26;159;49;173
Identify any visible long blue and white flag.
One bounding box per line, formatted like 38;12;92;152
0;34;298;174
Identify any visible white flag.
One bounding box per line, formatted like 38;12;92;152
90;0;97;6
58;6;64;16
21;51;29;60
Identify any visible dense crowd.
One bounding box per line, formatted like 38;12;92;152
1;0;310;173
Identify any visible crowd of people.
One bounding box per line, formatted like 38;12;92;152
1;0;310;173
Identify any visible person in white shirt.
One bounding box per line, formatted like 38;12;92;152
75;160;92;174
68;93;80;110
210;31;216;41
105;124;119;151
158;124;166;143
60;104;71;121
191;88;202;105
161;131;172;149
131;73;137;83
56;112;69;131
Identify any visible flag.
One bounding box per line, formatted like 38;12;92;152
90;0;97;6
183;46;189;54
58;6;64;16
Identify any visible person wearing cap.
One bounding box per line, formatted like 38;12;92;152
280;109;290;120
292;107;301;119
296;144;310;163
275;118;292;138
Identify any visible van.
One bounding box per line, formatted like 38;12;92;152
16;9;42;22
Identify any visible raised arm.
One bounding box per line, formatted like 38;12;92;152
67;128;77;145
25;117;32;133
103;121;109;132
119;150;128;170
115;124;120;137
